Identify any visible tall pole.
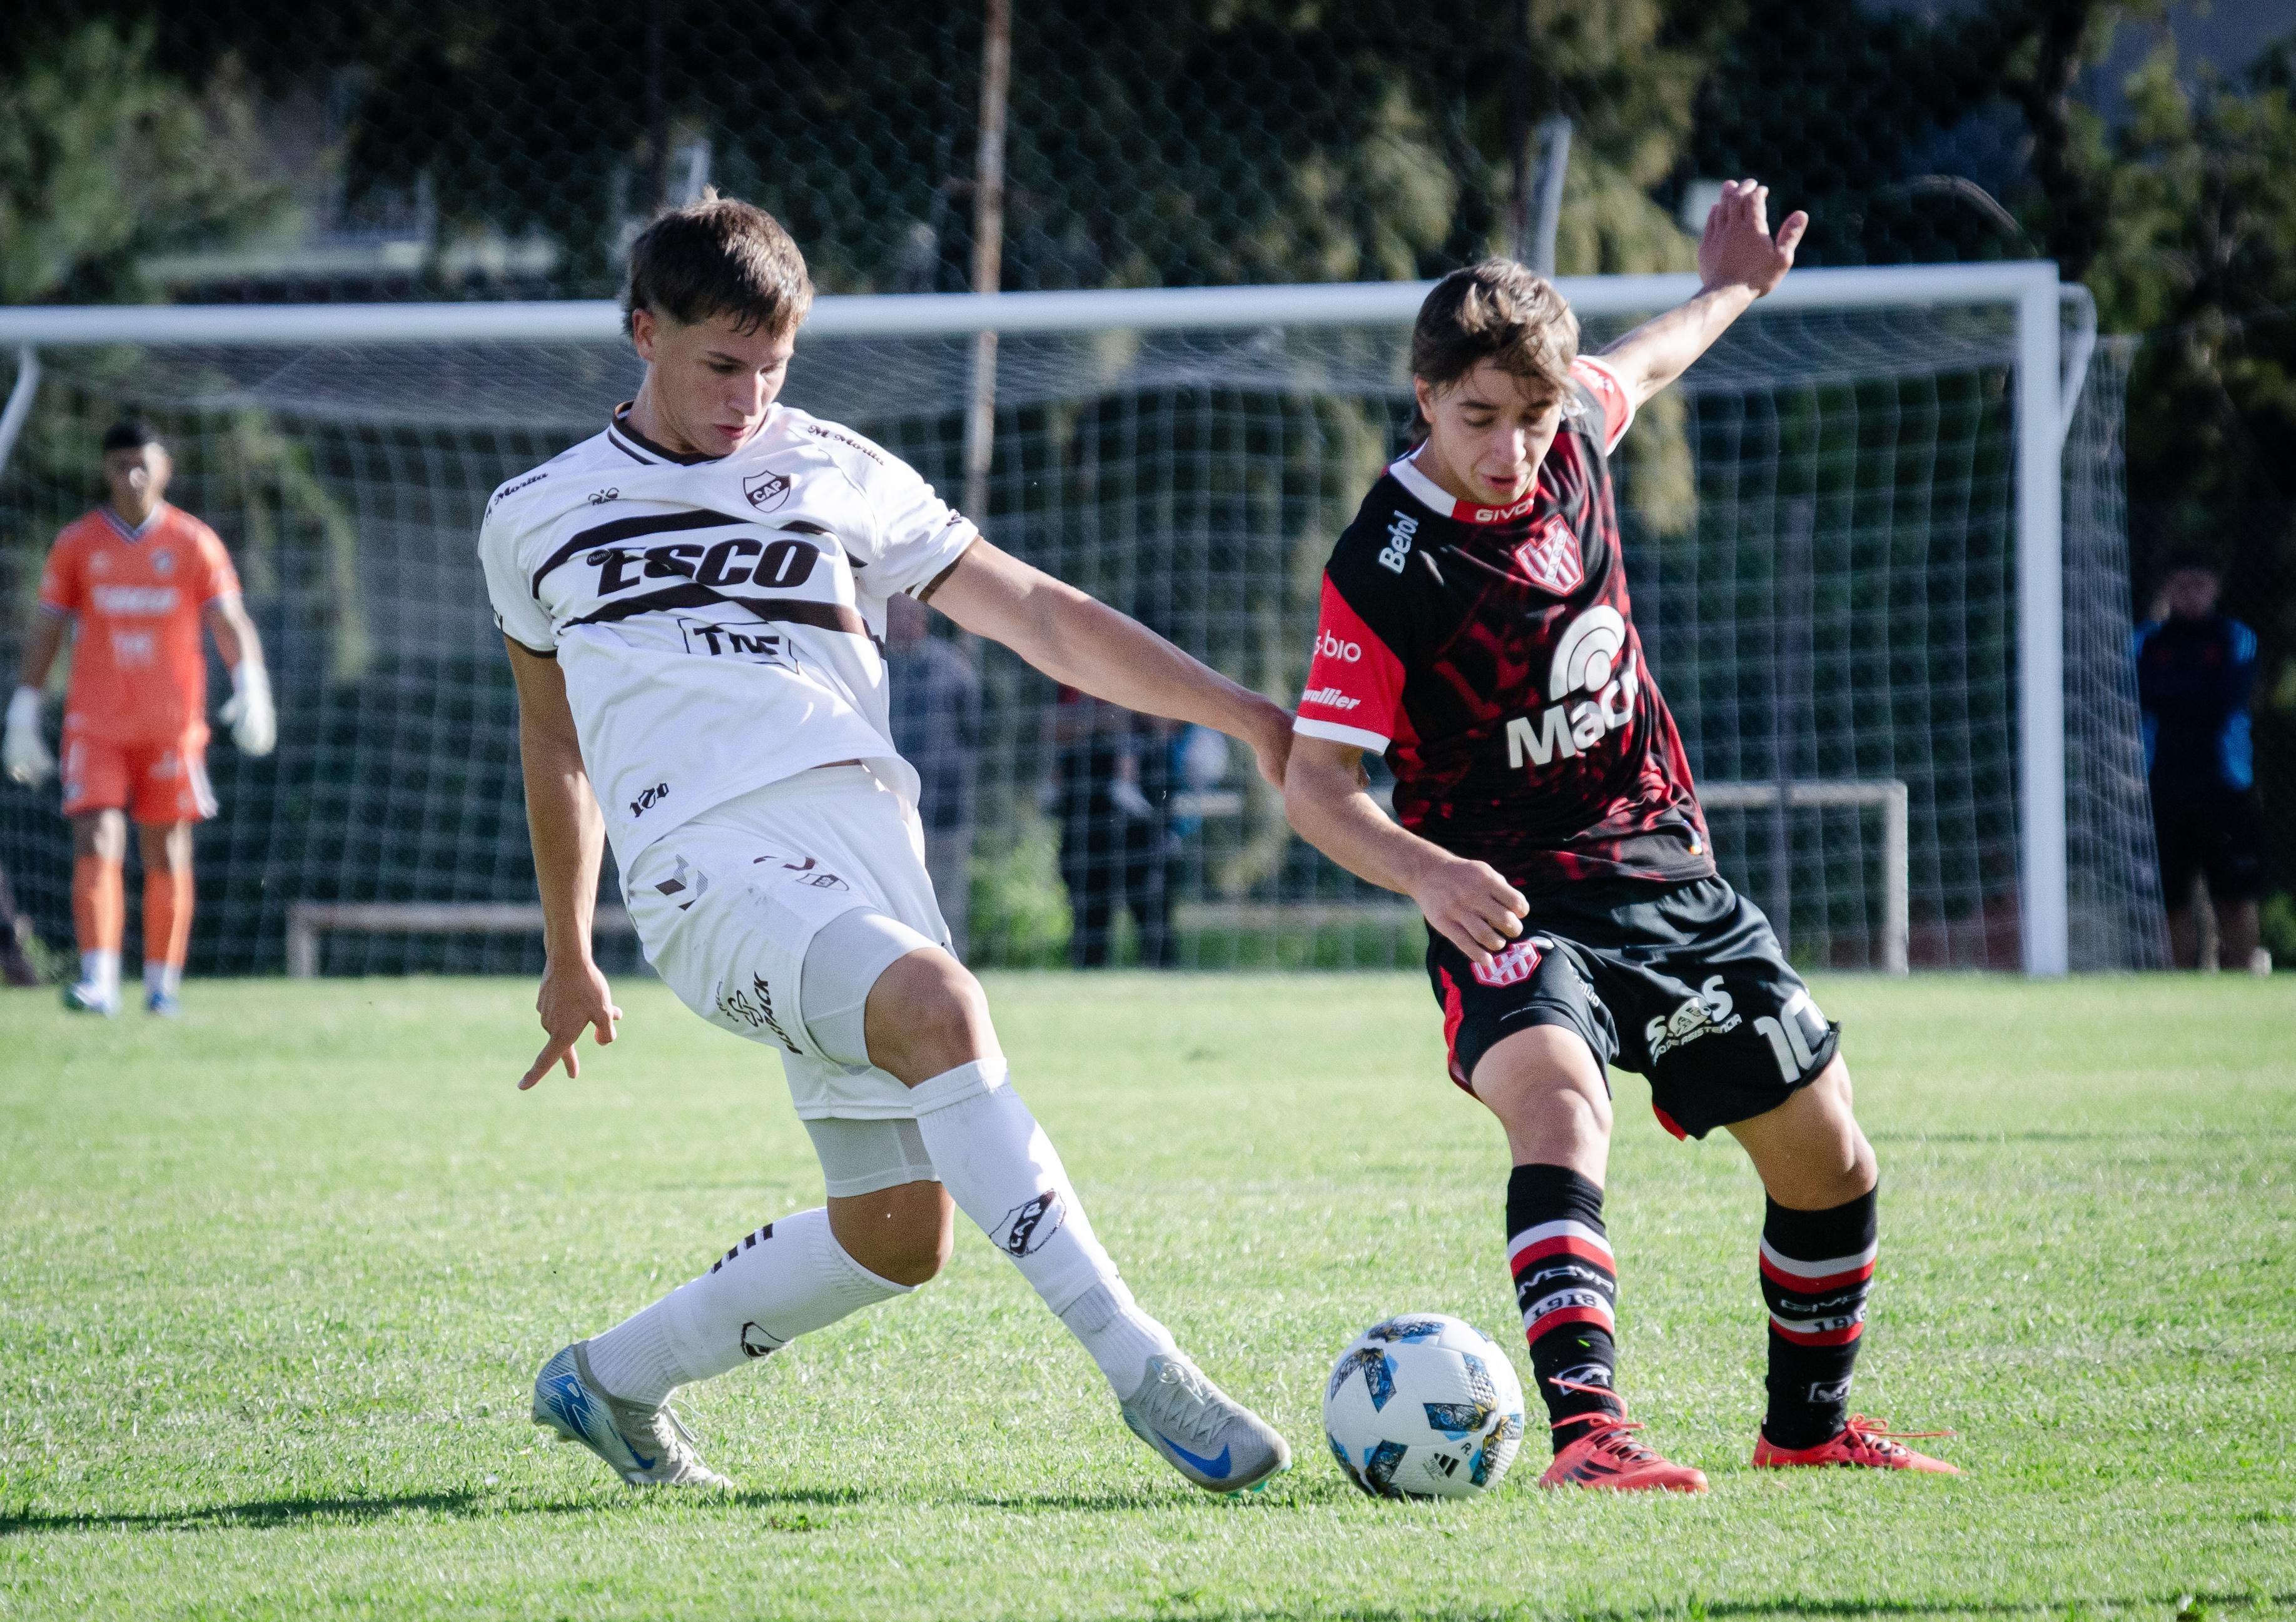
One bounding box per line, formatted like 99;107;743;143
2016;273;2068;975
963;0;1011;523
1528;116;1572;276
1505;1;1533;261
1770;498;1813;960
642;15;669;213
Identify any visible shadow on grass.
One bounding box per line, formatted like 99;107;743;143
0;1483;865;1536
1872;1129;2295;1144
1125;1596;2292;1622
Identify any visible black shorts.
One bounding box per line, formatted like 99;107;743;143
1425;875;1840;1141
2152;790;2267;904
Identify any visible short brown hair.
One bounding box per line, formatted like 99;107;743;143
1410;260;1579;408
624;190;814;338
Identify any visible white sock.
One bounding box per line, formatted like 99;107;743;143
143;960;181;999
586;1207;908;1408
80;949;120;998
1059;1279;1181;1396
908;1059;1176;1399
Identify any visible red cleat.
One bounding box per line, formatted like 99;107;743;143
1538;1404;1709;1494
1753;1414;1959;1474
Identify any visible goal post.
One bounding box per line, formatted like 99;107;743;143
0;264;2157;976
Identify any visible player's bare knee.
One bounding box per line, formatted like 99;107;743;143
866;949;998;1084
1472;1026;1613;1170
1738;1057;1874;1207
1809;1059;1876;1192
857;1220;949;1288
73;811;125;862
138;822;191;873
1543;1075;1612;1141
829;1183;953;1287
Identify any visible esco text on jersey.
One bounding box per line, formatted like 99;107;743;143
589;536;821;597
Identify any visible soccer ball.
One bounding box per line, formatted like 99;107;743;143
1323;1313;1526;1499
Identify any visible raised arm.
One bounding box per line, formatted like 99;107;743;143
507;638;622;1089
1596;179;1808;413
925;538;1294;788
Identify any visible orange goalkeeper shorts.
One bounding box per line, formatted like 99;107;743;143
60;727;218;825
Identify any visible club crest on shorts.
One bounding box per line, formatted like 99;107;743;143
743;469;792;512
1512;514;1584;595
1472;937;1545;988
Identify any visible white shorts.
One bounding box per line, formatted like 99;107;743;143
625;763;951;1125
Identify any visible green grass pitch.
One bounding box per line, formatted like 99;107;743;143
3;972;2292;1620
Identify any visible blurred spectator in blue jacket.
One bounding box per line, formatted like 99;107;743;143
2134;555;2268;972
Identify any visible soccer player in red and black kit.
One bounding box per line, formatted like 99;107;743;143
1284;182;1955;1489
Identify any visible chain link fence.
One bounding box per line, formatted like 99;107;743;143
4;1;2292;974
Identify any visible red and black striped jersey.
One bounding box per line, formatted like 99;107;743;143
1294;355;1713;893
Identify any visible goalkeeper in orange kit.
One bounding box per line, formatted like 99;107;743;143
4;421;276;1015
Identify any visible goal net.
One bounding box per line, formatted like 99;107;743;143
0;269;2164;977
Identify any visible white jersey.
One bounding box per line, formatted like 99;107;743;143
479;405;977;860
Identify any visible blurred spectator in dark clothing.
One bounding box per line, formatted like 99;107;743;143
886;594;980;959
1051;688;1176;969
2133;555;2269;972
0;860;39;986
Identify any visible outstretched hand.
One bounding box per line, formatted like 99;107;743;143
523;957;622;1089
1697;178;1807;300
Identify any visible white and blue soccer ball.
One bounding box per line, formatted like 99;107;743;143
1323;1313;1526;1499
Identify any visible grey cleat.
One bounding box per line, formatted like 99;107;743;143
530;1340;732;1488
1119;1351;1291;1493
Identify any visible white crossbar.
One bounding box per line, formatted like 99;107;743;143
0;263;2060;347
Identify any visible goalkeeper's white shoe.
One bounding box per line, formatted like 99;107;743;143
1119;1351;1291;1493
61;979;121;1017
530;1341;732;1489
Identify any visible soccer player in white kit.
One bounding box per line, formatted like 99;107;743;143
483;194;1293;1493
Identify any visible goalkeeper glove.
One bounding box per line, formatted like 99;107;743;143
219;662;276;757
4;686;53;787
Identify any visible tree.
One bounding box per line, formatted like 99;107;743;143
0;21;286;304
2080;37;2296;942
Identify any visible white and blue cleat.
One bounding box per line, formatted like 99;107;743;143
1120;1351;1291;1494
530;1340;732;1488
145;989;181;1017
61;980;119;1017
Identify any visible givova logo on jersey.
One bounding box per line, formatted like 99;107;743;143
1504;607;1637;770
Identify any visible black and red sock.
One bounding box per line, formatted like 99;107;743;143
1759;1187;1877;1449
1505;1163;1623;1450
